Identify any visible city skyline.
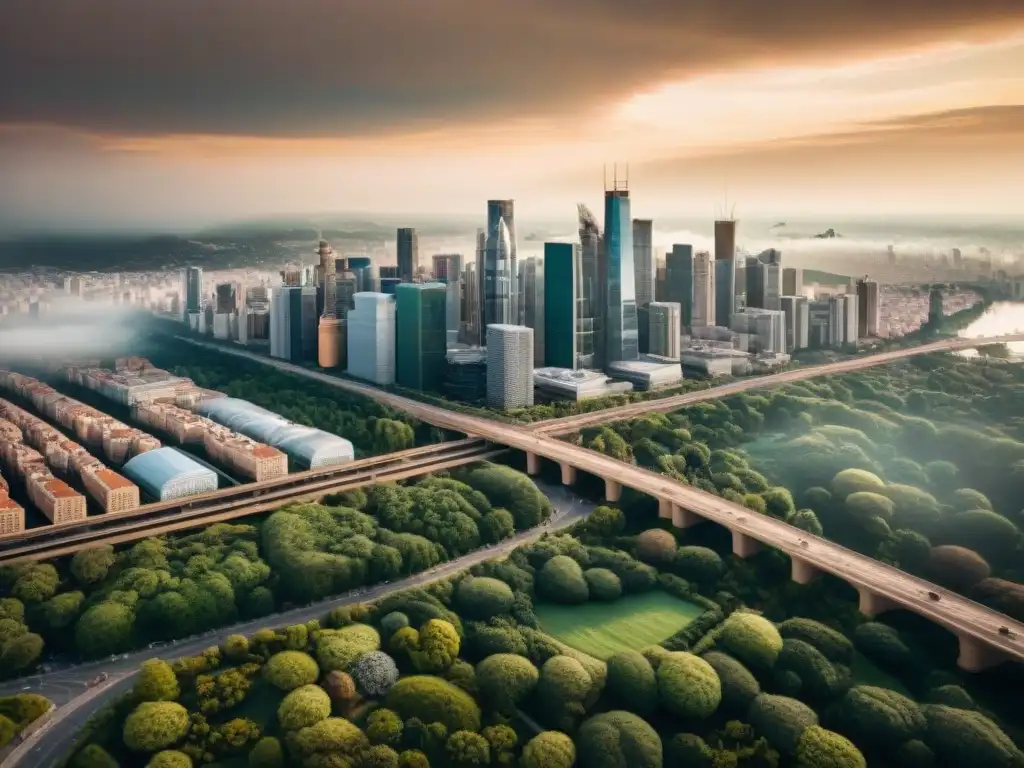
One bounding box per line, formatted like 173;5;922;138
1;1;1022;231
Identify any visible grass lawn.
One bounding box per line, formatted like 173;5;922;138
535;591;706;660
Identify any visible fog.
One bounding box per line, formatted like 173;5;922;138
0;314;140;361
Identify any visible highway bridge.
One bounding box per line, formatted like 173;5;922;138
176;333;1024;671
0;439;502;564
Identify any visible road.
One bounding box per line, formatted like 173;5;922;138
2;481;595;768
173;334;1024;664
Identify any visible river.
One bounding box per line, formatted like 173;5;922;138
958;302;1024;357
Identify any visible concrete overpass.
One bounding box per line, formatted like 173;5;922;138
177;333;1024;672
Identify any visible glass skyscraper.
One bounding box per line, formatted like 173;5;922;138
484;200;517;329
395;283;447;392
666;244;694;329
397;228;419;283
543;242;578;369
715;259;736;327
604;188;638;363
577;204;603;369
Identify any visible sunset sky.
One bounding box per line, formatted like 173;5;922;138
1;0;1023;231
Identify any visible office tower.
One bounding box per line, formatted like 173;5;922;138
486;324;534;409
317;240;337;316
748;249;782;311
714;259;735;327
632;219;655;308
432;254;463;283
577;204;604;368
604;176;639;364
347;293;396;385
648;302;681;359
474;228;486;344
780;296;809;352
380;278;402;296
822;295;856;346
445;280;461;343
183;267;203;313
378;265;399;279
269;286;294;359
280;265;302;287
714;219;737;263
317;240;343;368
521;256;545;366
952;248;963;268
745;257;765;309
484;200;517;330
845;292;860;344
288;286;317;362
543;242;579;369
655;259;668;303
856;278;880;337
732;308;786;354
691;251;715;328
461;260;480;345
928;287;944;327
396;228;419;282
347;256;371;271
335;268;358;319
432;254;450;282
395;283;447;391
782;267;802;297
666;244;694;329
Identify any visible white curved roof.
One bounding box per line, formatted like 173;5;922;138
123;447;217;500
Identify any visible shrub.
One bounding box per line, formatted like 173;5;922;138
385;675;482;732
926;684;976;710
380;612;410;640
584;569;622;602
277;684;332;731
70;744;119;768
777;618;854;664
845;492;895;520
923;704;1024;768
747;694;819;754
853;623;913;672
123;701;190;753
475;653;539;711
832;469;885;498
263;651;320;691
673;546;724;586
668;733;714;766
717;612;783;672
701;651;760;712
145;751;191;768
75;601;134;658
940;510;1021;560
602;650;656;716
657;651;722;720
247;736;284;768
291;717;369;760
834;685;925;750
352;651;400;698
135;659;180;702
776;639;849;702
397;750;430;768
455;577;515;619
576;711;663;768
366;708;404;747
972;578;1024;622
322;670;357;704
634;529;677;567
223;634;249;661
895;740;935;768
538;655;593;705
520;731;575;768
536;555;590;604
927;546;991;591
795;725;866;768
412;619;461;673
948;488;992;513
316;624;381;672
787;509;824;536
446;730;490;766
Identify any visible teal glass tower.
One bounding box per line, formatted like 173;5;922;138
543;242;579;369
603;176;638;363
395;283;447;391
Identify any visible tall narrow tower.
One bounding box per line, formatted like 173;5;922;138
603;165;638;364
317;239;343;369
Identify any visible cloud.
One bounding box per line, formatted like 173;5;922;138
2;0;1023;137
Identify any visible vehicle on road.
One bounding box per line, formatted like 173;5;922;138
928;591;941;601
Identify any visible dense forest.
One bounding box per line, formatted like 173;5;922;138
58;494;1024;768
572;351;1024;622
0;465;552;678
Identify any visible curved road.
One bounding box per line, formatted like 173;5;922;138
3;481;596;768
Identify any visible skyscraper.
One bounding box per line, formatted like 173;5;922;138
521;256;545;366
731;308;786;354
397;228;419;283
714;219;737;262
856;278;880;337
486;325;534;409
780;295;809;352
714;259;735;327
604;178;638;364
348;293;396;385
632;219;655;307
648;302;681;359
270;285;314;362
317;239;343;368
183;267;203;314
484;201;517;330
691;251;715;328
543;242;579;369
396;283;447;391
666;244;694;329
577;204;603;368
782;267;803;297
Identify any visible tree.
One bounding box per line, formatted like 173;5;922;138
455;577;515;619
716;612;783;672
927;546;991;590
576;711;663;768
123;701;191;753
673;546;724;587
145;751;192;768
352;651;400;698
536;555;589;605
521;731;575;768
366;708;404;747
605;650;657;716
777;618;853;664
475;653;539;712
411;620;460;673
480;509;515;544
263;651;320;691
277;684;332;731
923;704;1024;768
397;750;430;768
75;602;134;658
831;469;885;498
762;487;796;518
291;717;369;761
834;685;925;751
445;730;490;767
316;624;381;672
776;639;849;703
701;652;760;713
247;736;284;768
586;506;626;538
11;564;59;604
795;726;866;768
136;659;180;702
634;529;677;567
1;633;43;675
747;694;819;755
322;670;358;710
69;744;120;768
385;676;482;733
482;724;517;756
656;652;721;719
584;569;622;602
786;509;824;536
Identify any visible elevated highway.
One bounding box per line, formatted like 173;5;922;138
175;333;1024;671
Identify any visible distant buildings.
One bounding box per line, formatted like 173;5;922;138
484;201;517;330
857;278;881;337
648;302;682;360
521;256;545;367
666;245;694;329
270;285;316;363
732;308;786;354
397;228;419;283
348;292;397;386
691;251;715;328
780;296;810;353
486;324;534;409
782;267;803;297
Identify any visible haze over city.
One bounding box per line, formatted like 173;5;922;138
1;0;1023;233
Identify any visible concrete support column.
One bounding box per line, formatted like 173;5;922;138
605;479;622;503
732;530;762;558
658;499;673;520
671;504;702;529
791;557;821;585
560;462;577;486
957;634;1008;673
857;587;896;617
525;452;540;476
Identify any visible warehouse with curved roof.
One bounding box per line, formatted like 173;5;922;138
194;397;354;469
123;447;218;502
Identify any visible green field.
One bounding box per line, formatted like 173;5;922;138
535;592;706;660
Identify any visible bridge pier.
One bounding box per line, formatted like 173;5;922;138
791;557;821;585
957;634;1009;673
732;530;762;558
671;504;702;529
560;462;577;486
525;452;540;476
658;499;673;520
605;479;622;503
857;587;897;617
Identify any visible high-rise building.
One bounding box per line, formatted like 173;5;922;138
380;278;402;296
269;286;297;360
291;286;317;362
397;228;419;283
632;219;655;308
486;324;534;409
648;302;681;359
445;280;461;343
782;267;803;297
432;254;450;282
183;267;203;314
460;260;480;346
692;251;715;328
666;244;694;329
604;180;639;364
318;242;345;369
484;201;517;329
543;242;579;369
856;278;880;337
521;256;545;367
431;253;462;283
577;204;604;368
395;283;447;391
214;283;237;314
731;308;786;354
714;219;737;262
280;265;302;287
347;293;396;385
714;259;735;327
780;296;809;352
